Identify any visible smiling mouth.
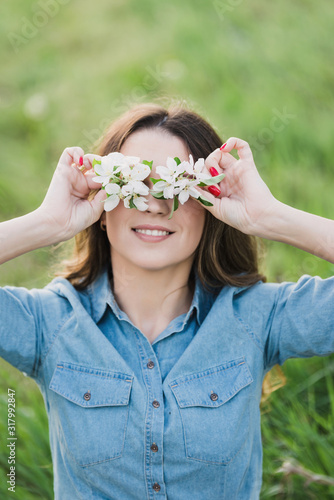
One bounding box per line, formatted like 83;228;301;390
132;229;173;236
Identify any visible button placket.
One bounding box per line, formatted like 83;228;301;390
135;332;165;497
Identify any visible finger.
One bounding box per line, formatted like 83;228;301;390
85;171;104;190
59;147;85;167
82;153;103;170
222;137;254;161
205;147;236;174
90;189;107;219
193;185;222;209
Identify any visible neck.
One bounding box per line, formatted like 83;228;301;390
110;252;195;343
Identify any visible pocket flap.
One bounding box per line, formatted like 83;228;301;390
49;362;133;407
169;357;253;408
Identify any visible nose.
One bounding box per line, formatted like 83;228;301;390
145;189;172;215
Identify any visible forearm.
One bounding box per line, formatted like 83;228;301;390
256;200;334;264
0;209;61;265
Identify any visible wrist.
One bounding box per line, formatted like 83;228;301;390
32;208;67;246
250;199;292;241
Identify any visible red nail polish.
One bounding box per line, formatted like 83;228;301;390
208;185;221;196
220;143;227;150
209;167;219;177
79;156;83;166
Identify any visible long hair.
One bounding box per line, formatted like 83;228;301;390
58;102;266;292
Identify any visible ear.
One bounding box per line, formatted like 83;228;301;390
100;212;106;225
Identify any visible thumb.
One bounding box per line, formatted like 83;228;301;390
193;185;222;216
90;189;107;221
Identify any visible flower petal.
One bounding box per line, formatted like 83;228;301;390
189;187;200;198
178;190;190;204
131;164;151;181
121;183;133;196
104;195;120;211
134;196;149;211
105;183;121;195
152;180;167;191
166;157;177;171
124;155;141;166
156;166;171;179
132;181;149;195
164;184;175;199
194;158;205;173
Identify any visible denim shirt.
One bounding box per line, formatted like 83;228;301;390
1;271;334;500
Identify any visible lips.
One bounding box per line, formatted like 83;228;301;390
132;225;174;233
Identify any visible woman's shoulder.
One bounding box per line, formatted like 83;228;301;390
225;274;334;320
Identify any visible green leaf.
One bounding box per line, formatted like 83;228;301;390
92;158;101;168
198;196;213;207
199;173;225;186
150;191;165;199
149;177;163;185
174;157;181;165
168;195;179;219
129;197;136;209
142;160;153;169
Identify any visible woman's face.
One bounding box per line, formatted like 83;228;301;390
102;128;206;273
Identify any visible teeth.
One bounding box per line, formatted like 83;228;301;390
135;229;170;236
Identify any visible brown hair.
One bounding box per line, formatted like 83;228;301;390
58;102;266;292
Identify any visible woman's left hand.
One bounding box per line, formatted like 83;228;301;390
195;137;279;236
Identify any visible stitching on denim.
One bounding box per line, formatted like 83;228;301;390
40;314;73;367
169;358;246;387
234;311;264;353
54;363;133;381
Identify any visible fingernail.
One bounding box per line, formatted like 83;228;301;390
209;167;219;176
79;156;84;166
208;185;221;196
220;143;227;150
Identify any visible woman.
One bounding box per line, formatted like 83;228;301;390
0;103;333;499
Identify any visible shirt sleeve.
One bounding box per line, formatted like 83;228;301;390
264;275;334;369
0;285;42;379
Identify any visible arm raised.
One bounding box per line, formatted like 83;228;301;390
196;138;334;264
0;147;106;265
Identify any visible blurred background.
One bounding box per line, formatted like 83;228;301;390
0;0;334;498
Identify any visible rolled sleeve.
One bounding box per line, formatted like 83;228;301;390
0;286;42;378
265;275;334;369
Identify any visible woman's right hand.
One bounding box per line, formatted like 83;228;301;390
39;147;107;242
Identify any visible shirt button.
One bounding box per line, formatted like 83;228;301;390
152;400;160;408
150;443;158;452
83;392;91;401
210;393;218;401
147;360;155;369
153;483;161;492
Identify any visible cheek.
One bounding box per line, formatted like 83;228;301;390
180;202;206;244
105;205;130;242
184;200;206;224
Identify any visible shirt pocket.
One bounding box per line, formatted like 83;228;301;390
169;357;253;466
49;362;133;467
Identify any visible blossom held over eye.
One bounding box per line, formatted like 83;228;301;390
92;152;127;186
104;183;122;211
92;152;224;218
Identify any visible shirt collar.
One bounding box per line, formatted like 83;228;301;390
87;268;215;326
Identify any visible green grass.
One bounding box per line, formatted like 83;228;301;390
1;0;334;497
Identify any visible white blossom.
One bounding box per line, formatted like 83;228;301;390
175;178;201;204
103;183;122;211
92;152;127;186
184;154;211;181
